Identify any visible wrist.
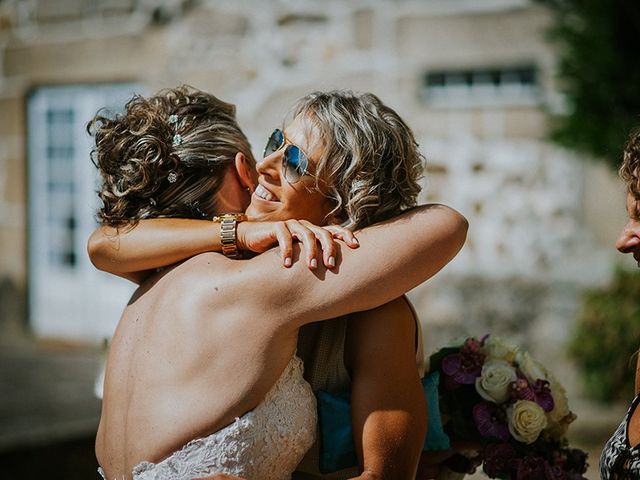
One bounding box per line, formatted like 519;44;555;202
236;222;248;251
211;213;247;258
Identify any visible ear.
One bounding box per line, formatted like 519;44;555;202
234;152;257;193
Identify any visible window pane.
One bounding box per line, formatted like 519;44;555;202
423;66;538;107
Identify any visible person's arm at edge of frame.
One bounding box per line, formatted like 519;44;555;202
345;298;427;480
635;350;640;396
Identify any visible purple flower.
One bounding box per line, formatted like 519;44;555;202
532;379;555;412
551;449;565;467
442;338;486;386
515;456;549;480
511;378;555;412
544;463;568;480
442;354;477;385
472;402;510;441
441;371;464;391
511;378;536;402
483;443;516;478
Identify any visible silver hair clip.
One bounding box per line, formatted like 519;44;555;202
149;197;157;206
167;171;178;183
169;115;182;146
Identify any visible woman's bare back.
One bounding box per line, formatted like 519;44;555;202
96;253;300;479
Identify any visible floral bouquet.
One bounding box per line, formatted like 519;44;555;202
428;335;589;480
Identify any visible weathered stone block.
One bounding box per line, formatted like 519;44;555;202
353;9;373;50
0;97;23;136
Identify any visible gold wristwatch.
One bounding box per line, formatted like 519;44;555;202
211;213;248;259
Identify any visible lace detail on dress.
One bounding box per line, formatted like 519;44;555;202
122;356;316;480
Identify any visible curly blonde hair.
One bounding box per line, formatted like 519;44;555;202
292;91;424;230
88;85;254;227
621;128;640;201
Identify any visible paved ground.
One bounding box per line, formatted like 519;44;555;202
0;337;627;479
0;338;103;478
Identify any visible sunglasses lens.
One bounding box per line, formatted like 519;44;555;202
263;129;284;159
283;145;308;183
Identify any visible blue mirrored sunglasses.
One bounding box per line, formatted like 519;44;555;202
262;128;309;184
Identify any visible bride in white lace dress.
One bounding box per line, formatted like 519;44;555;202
89;87;467;480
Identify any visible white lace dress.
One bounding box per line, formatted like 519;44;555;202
98;356;316;480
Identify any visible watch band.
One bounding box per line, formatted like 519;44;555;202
212;213;247;259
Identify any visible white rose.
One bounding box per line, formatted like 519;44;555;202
515;351;547;383
483;336;519;362
507;400;548;444
475;359;518;403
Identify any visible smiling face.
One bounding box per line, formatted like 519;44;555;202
616;192;640;266
245;115;334;224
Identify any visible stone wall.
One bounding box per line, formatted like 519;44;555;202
0;0;629;391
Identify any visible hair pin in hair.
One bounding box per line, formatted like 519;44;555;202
172;134;183;146
149;197;157;206
188;200;208;218
167;171;178;183
168;114;178;124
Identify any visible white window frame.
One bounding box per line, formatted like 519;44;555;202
28;84;141;342
423;65;540;108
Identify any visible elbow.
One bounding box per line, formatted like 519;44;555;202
86;228;112;271
452;209;469;251
438;205;468;255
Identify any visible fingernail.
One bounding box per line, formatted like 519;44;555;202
310;258;317;269
328;256;335;267
284;257;292;267
352;238;359;245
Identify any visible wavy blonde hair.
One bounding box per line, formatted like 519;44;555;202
621;128;640;202
88;85;254;227
292;91;424;230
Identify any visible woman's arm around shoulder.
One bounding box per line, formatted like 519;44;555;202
87;218;220;281
248;203;468;326
87;218;357;284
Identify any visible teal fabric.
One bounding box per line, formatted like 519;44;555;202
421;371;450;450
316;389;357;473
316;370;450;473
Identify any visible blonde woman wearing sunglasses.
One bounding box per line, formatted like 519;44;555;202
90;86;466;480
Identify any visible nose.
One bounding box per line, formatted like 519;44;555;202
256;149;283;181
616;222;640;253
